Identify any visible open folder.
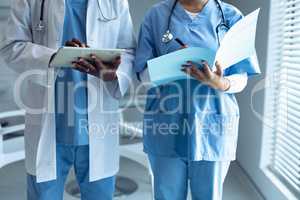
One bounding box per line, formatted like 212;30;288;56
147;8;260;86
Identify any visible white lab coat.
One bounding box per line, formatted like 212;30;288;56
0;0;136;183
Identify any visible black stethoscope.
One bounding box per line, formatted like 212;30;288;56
162;0;230;45
35;0;46;31
35;0;117;32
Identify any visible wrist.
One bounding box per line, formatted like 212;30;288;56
100;70;118;81
210;77;230;91
219;77;231;91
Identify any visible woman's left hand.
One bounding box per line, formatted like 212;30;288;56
181;60;230;91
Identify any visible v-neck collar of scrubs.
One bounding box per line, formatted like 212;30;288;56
171;0;217;24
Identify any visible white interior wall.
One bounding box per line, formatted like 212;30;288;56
226;1;288;199
128;0;160;34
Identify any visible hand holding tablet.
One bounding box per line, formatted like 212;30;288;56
49;43;125;81
49;47;126;68
72;54;121;81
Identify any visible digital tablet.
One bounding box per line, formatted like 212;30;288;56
50;47;126;68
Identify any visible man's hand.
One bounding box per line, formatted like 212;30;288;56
181;60;230;91
72;54;120;81
65;38;88;48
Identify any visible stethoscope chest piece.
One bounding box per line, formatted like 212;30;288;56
162;30;174;43
35;21;45;32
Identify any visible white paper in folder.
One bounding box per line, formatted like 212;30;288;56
213;8;260;70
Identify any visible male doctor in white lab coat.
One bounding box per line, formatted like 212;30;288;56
0;0;135;199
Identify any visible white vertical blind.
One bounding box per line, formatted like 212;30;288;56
265;0;300;196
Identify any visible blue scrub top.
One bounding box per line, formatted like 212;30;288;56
134;0;261;161
55;0;89;145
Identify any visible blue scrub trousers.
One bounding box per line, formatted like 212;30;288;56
148;155;230;200
27;145;115;200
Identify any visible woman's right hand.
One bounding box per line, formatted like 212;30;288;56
72;54;120;81
181;60;230;91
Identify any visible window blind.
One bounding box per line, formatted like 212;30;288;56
265;0;300;196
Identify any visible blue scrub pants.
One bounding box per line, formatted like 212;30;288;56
148;155;230;200
27;145;115;200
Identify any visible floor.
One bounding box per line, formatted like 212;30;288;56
0;158;263;200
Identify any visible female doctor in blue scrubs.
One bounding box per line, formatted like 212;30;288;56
134;0;260;199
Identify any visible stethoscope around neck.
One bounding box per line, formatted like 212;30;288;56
162;0;230;46
35;0;117;32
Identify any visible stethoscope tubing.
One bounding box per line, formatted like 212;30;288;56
36;0;117;31
40;0;46;22
163;0;229;45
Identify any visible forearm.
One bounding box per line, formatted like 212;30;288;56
106;51;135;99
203;72;248;93
0;39;56;74
210;76;231;91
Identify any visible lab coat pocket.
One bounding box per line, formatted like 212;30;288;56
23;80;48;125
32;28;44;45
32;13;46;45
